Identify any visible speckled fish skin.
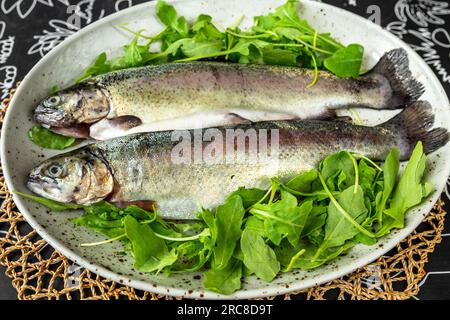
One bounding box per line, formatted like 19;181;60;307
89;61;406;140
84;102;446;219
33;49;424;140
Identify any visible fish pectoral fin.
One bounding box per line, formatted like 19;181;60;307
109;115;143;130
112;200;158;212
51;124;91;138
225;113;253;125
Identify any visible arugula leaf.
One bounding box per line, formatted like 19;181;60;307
301;204;327;237
316;185;368;257
359;159;377;199
124;215;177;273
15;191;84;211
377;142;430;236
156;0;187;35
28;126;77;150
240;226;280;282
262;48;298;66
323;44;364;78
212;195;245;270
192;14;223;40
227;187;265;209
76;52;110;82
70;213;124;239
376;148;399;222
178;38;224;58
204;257;242;295
250;191;311;246
111;36;153;69
286;169;318;193
320;151;355;191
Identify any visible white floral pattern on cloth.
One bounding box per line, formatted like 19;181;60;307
395;0;450;27
1;0;70;19
27;0;103;57
0;20;16;100
386;0;450;86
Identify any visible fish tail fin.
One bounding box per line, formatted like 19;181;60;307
378;101;449;154
371;48;424;109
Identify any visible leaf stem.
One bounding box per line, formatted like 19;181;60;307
345;151;359;194
283;249;306;272
249;208;303;227
306;31;319;88
351;153;383;171
318;174;375;238
80;234;126;247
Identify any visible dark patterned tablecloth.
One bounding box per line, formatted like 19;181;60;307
0;0;449;300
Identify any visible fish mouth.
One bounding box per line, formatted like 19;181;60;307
34;104;74;128
26;174;62;201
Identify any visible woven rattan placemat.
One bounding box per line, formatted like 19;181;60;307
0;86;447;300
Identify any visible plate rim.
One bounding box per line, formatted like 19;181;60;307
1;0;449;299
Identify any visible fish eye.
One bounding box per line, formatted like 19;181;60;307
44;95;61;108
47;164;64;178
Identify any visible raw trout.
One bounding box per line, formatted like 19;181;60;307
33;48;424;140
26;102;448;219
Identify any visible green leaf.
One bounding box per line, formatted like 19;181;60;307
227;187;265;209
70;213;124;239
301;204;327;237
179;38;224;58
286;169;318;193
324;44;364;78
274;0;313;33
192;14;223;40
376;149;399;222
262;48;298;66
28;126;77;150
320;151;355;191
377;142;429;236
204;258;242;295
359;159;377;199
15;191;83;211
156;0;186;35
124;215;177;273
317;185;368;255
251;191;311;246
76;52;111;82
240;227;280;282
213;195;245;270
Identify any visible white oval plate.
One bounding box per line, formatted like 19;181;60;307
1;0;450;299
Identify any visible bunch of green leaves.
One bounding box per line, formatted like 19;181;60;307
17;142;433;295
76;0;364;83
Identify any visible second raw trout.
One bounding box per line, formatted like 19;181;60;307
26;102;448;219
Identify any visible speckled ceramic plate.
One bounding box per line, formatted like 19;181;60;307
1;0;450;299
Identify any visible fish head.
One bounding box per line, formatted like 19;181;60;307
34;83;110;136
27;152;114;205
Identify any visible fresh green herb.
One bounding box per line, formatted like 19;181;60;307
323;44;364;78
15;191;84;211
212;195;245;270
124;215;177;273
76;0;364;82
28;126;77;150
204;258;242;295
240;226;280;281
